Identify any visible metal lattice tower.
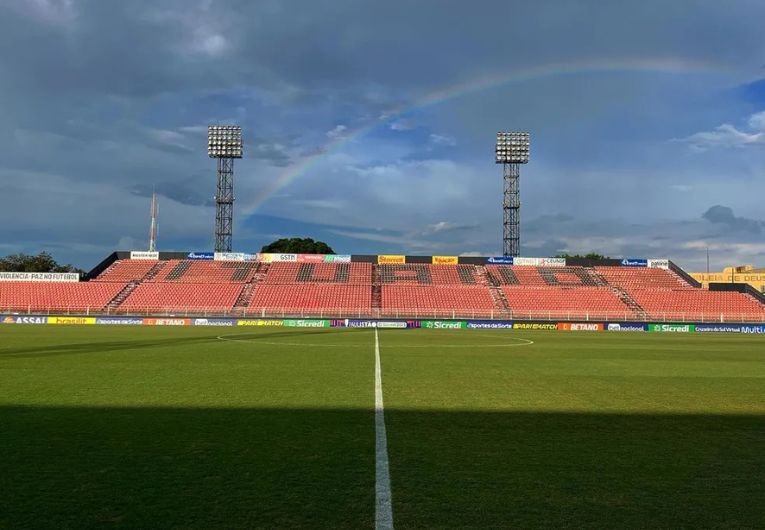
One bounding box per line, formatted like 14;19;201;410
208;125;242;253
495;132;530;257
502;163;520;257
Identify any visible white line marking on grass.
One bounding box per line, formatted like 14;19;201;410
375;328;394;530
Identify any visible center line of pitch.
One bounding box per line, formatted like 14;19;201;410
375;328;394;530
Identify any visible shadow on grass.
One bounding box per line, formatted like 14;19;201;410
1;407;763;529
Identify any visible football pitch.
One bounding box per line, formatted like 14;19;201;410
1;326;764;529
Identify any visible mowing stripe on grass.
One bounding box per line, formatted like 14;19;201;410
375;328;394;530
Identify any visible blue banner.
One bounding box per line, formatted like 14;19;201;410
466;320;514;329
695;324;743;333
741;325;765;334
2;315;47;324
96;317;144;325
187;252;214;260
620;258;648;267
487;256;514;264
192;318;236;326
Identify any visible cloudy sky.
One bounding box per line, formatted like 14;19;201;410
1;0;764;271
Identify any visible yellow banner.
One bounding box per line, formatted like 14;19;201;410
237;319;284;326
378;255;405;264
257;253;274;263
48;316;96;325
432;256;458;265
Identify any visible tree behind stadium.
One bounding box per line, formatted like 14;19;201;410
0;252;84;274
261;238;335;254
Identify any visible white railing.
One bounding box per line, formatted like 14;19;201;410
2;305;765;323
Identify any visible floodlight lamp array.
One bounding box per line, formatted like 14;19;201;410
208;125;243;158
495;131;529;164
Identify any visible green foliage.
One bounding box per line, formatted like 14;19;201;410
261;237;334;254
555;252;610;260
0;252;84;274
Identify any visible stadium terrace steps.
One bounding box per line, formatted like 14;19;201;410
105;281;141;312
475;266;511;316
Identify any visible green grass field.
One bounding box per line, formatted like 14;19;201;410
1;325;764;529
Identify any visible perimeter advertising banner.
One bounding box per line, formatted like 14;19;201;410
432;256;459;265
2;315;47;324
606;323;648;332
283;319;330;328
557;322;604;331
237;319;284;327
741;325;765;334
378;255;406;264
649;324;695;333
144;318;192;326
96;317;144;325
466;320;514;329
695;324;743;333
0;272;79;282
422;320;466;329
513;322;558;330
48;316;96;325
192;318;236;326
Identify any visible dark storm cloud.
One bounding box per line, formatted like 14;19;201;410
702;205;764;234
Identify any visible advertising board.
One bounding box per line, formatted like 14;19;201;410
487;257;514;264
283;319;330;328
257;253;274;263
606;323;648;332
649;324;695;333
192;318;236;326
741;325;765;334
324;255;351;263
0;272;79;282
96;317;144;325
376;321;409;329
49;316;96;325
647;259;669;269
295;254;326;263
620;258;648;267
3;315;47;324
237;319;284;327
130;251;159;260
214;252;246;261
144;318;191;326
432;256;459;265
466;320;514;329
695;324;742;333
421;320;466;329
378;255;406;265
514;257;566;267
187;252;214;260
558;322;603;331
513;322;558;330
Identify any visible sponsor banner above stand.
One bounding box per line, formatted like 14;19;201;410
214;252;248;261
513;322;558;330
144;318;191;326
324;255;351;263
422;320;466;329
378;255;406;265
558;322;604;331
466;320;514;329
607;323;648;332
49;316;96;325
187;252;214;260
647;259;669;269
256;253;274;263
487;256;514;264
432;256;459;265
0;272;79;282
649;323;695;333
96;317;144;325
695;324;742;333
283;319;330;328
295;254;326;263
514;257;566;267
620;258;648;267
237;319;283;327
2;315;47;324
193;318;236;327
130;251;159;260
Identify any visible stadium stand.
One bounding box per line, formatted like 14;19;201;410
248;284;371;313
382;285;496;316
0;281;125;312
150;260;258;283
118;283;244;313
94;260;166;282
629;289;765;320
502;286;633;318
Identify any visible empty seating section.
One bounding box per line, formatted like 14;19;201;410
150;260;257;283
248;284;371;312
382;286;495;316
119;283;243;312
0;282;124;312
595;267;689;290
502;286;631;317
629;289;765;320
94;260;162;282
378;264;478;285
263;262;372;284
488;266;601;286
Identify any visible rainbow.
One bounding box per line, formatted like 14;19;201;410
243;57;722;214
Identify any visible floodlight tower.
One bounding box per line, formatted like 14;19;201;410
208;125;243;252
495;131;530;257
